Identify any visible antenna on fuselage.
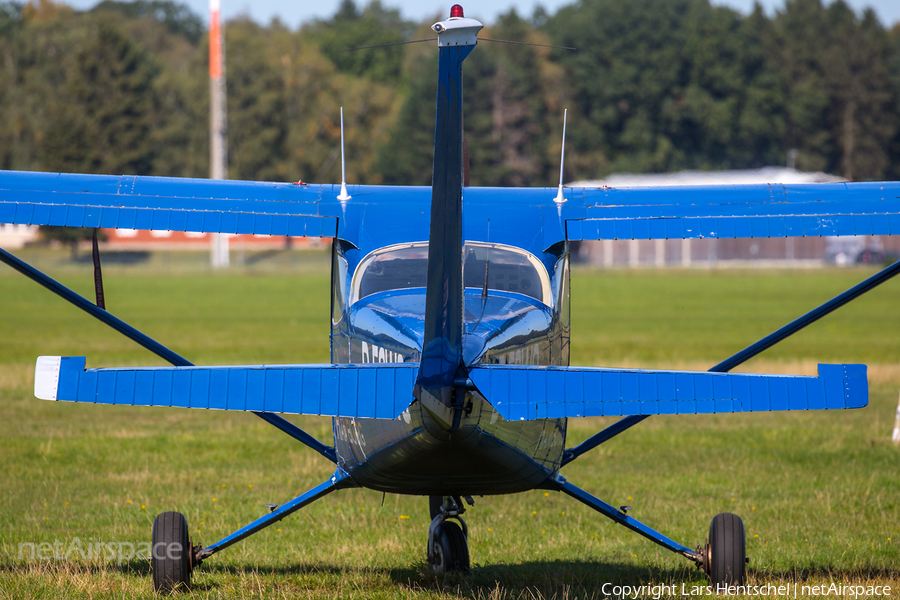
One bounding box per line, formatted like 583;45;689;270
554;109;567;204
337;106;351;202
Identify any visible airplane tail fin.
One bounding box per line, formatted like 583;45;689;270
414;11;483;429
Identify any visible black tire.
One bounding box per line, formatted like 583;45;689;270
708;512;746;588
152;511;192;594
431;521;469;573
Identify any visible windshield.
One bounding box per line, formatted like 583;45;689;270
351;241;551;305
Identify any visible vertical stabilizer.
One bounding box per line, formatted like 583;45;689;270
416;7;483;429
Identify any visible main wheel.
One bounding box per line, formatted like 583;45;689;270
152;511;192;593
707;512;746;588
430;521;469;573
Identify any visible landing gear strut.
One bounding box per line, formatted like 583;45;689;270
427;495;471;572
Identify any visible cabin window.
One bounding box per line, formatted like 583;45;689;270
356;243;430;300
351;241;551;305
331;243;349;326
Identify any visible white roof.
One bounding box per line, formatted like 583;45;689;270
571;167;846;188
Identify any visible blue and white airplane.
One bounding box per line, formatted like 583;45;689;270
2;5;899;593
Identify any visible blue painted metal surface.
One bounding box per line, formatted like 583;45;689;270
543;474;695;556
343;289;559;367
200;467;355;558
567;213;900;240
46;358;418;419
331;390;565;496
4;175;900;268
577;182;900;216
0;173;338;234
329;246;570;493
470;363;867;420
416;43;476;429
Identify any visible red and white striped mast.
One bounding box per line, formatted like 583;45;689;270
209;0;229;267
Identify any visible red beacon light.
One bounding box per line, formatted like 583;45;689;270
449;4;464;18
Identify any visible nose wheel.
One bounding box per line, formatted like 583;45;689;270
427;495;471;573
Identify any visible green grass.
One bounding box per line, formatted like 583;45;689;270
0;253;898;598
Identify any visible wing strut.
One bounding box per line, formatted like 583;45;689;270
541;474;697;558
710;258;900;372
197;467;355;561
561;258;900;466
0;247;336;461
0;247;190;366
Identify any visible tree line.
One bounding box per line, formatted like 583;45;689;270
1;0;898;188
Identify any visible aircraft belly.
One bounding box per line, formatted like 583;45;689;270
334;396;566;495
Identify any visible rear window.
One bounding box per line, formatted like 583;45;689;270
356;244;429;300
351;242;550;304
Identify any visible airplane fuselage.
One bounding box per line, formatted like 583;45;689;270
330;239;571;495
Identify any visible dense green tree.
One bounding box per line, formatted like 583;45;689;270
372;41;437;185
769;0;896;180
0;1;21;33
464;11;569;186
224;19;291;181
146;37;208;178
221;18;399;184
0;0;75;171
543;0;789;177
0;0;899;190
885;24;900;179
376;12;568;187
91;0;204;43
0;3;22;171
41;18;161;174
306;0;414;83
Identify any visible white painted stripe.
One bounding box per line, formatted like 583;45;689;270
34;356;62;401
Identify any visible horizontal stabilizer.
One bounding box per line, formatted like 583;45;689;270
34;357;417;419
469;363;867;421
567;213;900;241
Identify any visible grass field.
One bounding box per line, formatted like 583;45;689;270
0;249;898;599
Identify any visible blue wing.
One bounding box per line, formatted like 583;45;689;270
2;171;900;253
0;171;341;237
566;182;900;240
